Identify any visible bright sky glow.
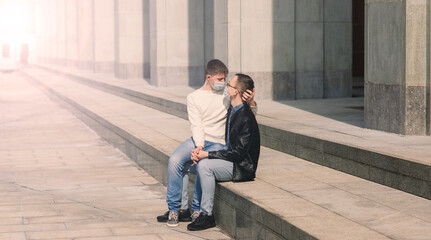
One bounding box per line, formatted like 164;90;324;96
0;0;32;39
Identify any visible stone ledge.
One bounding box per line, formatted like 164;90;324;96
22;70;395;240
34;65;431;200
22;72;296;239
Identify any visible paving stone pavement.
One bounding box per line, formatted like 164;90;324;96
0;72;231;239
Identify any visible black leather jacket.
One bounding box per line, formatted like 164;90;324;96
208;103;260;182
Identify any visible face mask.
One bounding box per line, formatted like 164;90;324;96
210;80;225;91
223;86;230;98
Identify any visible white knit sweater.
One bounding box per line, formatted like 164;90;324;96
187;89;230;147
187;89;257;147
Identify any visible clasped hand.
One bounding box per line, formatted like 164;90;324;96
191;146;208;164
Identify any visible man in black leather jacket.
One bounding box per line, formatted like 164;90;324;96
187;73;260;231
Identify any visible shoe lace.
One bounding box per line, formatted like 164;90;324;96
169;211;178;221
194;212;207;224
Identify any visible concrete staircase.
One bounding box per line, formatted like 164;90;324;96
21;66;431;240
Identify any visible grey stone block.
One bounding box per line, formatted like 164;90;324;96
324;0;352;22
260;126;296;155
273;0;295;22
369;167;401;190
143;62;150;79
296;0;323;22
240;71;271;100
296;134;323;152
296;145;323;165
358;150;398;172
365;82;403;134
324;153;370;180
367;0;404;85
281;220;318;240
216;186;254;214
235;211;279;240
272;22;295;72
125;141;137;160
365;83;428;135
324;70;352;98
405;86;427;135
399;160;431;182
324;22;352;70
253;207;283;236
295;71;324;99
323;141;359;163
398;175;431;200
272;72;296;100
214;195;236;237
295;23;324;72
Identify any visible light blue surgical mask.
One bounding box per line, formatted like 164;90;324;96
210;80;225;91
223;86;230;98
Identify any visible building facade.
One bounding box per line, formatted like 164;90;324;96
34;0;431;136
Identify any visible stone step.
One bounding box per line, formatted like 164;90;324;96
21;67;431;240
34;64;431;200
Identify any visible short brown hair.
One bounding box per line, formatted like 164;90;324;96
205;59;228;76
235;73;254;94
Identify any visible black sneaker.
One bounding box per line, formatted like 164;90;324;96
157;209;192;222
179;209;192;222
187;212;216;231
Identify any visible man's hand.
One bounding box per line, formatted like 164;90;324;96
191;146;203;164
242;88;256;106
196;151;208;161
191;148;209;164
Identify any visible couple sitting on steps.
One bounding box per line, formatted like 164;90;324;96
156;59;261;231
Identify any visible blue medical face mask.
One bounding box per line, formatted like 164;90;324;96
210;79;225;91
223;86;230;98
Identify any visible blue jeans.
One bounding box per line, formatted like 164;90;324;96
166;137;225;212
197;158;233;215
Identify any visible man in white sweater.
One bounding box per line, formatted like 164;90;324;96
157;59;256;227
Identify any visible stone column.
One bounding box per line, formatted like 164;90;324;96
149;0;163;85
295;0;324;99
243;0;295;100
48;0;57;64
114;0;145;79
212;0;228;64
365;0;430;135
204;0;215;63
94;0;115;74
324;0;352;98
56;0;66;66
149;0;205;86
35;0;49;63
211;0;295;100
77;0;94;70
65;0;78;68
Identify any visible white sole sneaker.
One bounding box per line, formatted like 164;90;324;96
166;222;179;227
